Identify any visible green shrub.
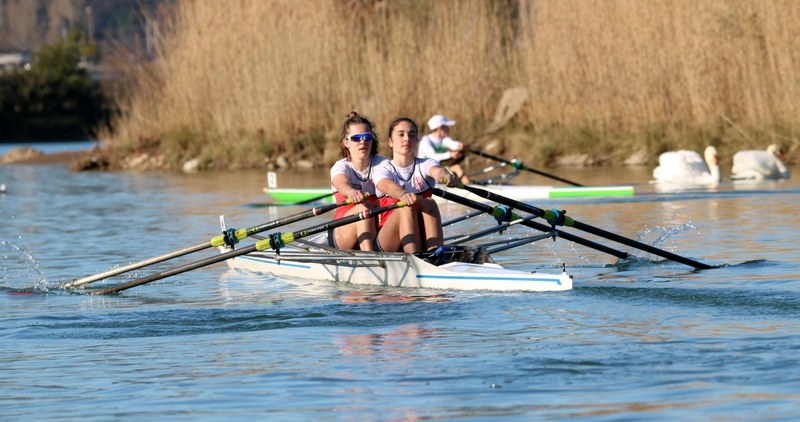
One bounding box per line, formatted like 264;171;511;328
0;30;108;141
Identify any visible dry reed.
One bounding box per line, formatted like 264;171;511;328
103;0;800;169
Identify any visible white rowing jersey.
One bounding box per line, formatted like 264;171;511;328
417;134;462;163
329;155;387;195
372;158;440;197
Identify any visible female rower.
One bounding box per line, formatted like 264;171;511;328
329;111;386;251
372;117;458;253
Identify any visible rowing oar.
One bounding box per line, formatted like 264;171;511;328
60;197;359;289
90;201;409;295
458;184;715;269
433;188;629;260
467;148;583;187
445;214;538;244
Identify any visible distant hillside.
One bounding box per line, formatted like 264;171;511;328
0;0;168;53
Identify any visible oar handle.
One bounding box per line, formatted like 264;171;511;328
467;148;583;187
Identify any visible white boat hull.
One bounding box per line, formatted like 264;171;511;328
225;247;573;293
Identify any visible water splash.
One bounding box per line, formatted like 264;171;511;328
639;222;696;248
0;240;48;292
634;222;697;262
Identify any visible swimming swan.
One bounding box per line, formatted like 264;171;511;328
652;146;721;185
731;144;790;181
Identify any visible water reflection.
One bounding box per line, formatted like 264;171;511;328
333;324;440;359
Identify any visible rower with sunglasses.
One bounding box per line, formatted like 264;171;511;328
328;112;387;251
372;117;459;253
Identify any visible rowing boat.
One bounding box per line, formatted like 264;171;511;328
263;184;634;205
223;238;573;292
432;184;633;202
263;187;335;204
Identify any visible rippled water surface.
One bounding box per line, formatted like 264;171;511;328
2;157;799;420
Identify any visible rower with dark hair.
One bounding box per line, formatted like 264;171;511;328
372;116;458;253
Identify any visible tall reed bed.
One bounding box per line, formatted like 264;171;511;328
105;0;800;169
519;0;800;158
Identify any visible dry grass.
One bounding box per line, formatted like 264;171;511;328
520;0;800;160
103;0;800;169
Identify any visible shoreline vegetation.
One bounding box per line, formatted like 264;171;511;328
0;30;108;143
80;1;800;170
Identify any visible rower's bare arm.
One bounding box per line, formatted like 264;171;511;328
430;166;457;187
332;174;364;203
377;178;417;204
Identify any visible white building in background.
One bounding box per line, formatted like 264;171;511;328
0;51;31;72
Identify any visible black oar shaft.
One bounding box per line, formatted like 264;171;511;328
526;220;629;259
434;188;629;259
487;232;555;254
446;215;537;244
62;200;351;289
460;185;714;269
442;210;485;228
92;201;406;295
467;148;583;187
568;220;714;269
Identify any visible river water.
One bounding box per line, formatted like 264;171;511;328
1;150;799;420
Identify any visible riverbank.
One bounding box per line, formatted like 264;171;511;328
0;141;105;169
1;132;796;174
100;1;800;174
5;150;86;165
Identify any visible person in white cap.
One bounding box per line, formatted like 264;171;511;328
417;114;469;184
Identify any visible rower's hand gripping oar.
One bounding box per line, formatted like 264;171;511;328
457;184;715;269
60;197;362;289
90;201;410;295
466;148;584;187
433;188;629;260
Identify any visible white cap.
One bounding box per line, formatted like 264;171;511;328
427;114;456;130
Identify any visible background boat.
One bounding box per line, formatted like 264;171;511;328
262;171;634;205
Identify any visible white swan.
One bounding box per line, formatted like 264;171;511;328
731;144;790;181
652;146;721;185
